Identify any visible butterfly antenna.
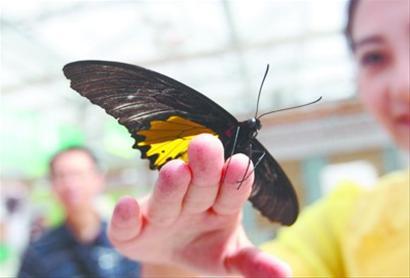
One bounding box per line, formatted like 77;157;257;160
254;64;270;118
257;96;322;120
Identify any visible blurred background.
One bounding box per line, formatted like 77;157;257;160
0;0;407;276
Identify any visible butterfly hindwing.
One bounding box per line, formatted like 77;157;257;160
63;60;299;225
135;115;218;169
246;139;299;225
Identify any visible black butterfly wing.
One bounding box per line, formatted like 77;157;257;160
63;60;238;131
246;138;299;225
63;60;238;169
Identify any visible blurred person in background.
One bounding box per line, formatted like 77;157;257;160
18;146;140;277
107;0;409;277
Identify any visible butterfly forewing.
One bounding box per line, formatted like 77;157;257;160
63;61;237;133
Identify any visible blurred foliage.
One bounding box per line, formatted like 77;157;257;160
1;109;85;178
103;119;135;159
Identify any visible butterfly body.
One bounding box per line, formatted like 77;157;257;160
217;118;259;158
238;118;262;140
63;60;299;225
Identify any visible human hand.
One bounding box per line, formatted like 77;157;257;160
108;134;291;277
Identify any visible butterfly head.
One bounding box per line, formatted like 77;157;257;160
246;118;262;138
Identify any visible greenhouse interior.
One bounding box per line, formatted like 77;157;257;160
1;0;408;277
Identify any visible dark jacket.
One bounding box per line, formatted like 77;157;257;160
18;222;140;278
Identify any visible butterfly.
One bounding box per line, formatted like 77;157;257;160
63;60;299;225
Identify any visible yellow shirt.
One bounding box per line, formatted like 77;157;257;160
261;170;410;277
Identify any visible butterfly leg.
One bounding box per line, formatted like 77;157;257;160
236;142;255;189
221;126;241;184
236;145;266;189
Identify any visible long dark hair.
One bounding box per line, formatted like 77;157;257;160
345;0;360;50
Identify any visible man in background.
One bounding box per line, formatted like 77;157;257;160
18;146;140;277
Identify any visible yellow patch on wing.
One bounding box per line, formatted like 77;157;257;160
137;116;218;168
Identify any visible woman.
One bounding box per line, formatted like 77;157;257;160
108;0;409;277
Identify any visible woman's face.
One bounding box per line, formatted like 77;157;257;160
352;0;409;150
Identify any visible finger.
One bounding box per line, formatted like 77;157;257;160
212;153;253;216
182;134;225;214
226;247;291;278
108;196;142;243
146;159;191;226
